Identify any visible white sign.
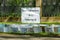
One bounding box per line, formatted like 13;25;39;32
21;7;40;23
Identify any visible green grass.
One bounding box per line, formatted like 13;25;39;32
41;22;60;25
0;21;60;24
0;22;22;24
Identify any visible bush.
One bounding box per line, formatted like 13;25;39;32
48;32;58;37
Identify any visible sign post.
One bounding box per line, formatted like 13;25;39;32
21;7;40;23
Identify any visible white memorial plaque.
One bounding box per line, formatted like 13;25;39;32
21;7;40;23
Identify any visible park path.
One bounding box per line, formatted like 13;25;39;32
0;34;60;40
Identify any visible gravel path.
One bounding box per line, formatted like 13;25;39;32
0;34;60;40
0;37;60;40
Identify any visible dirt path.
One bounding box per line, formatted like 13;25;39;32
0;34;60;40
0;37;60;40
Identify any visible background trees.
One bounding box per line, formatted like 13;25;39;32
0;0;36;17
42;0;60;17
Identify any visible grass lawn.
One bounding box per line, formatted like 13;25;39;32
41;22;60;25
0;22;22;24
0;22;60;24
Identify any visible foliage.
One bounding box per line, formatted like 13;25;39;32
0;0;35;17
42;0;60;17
